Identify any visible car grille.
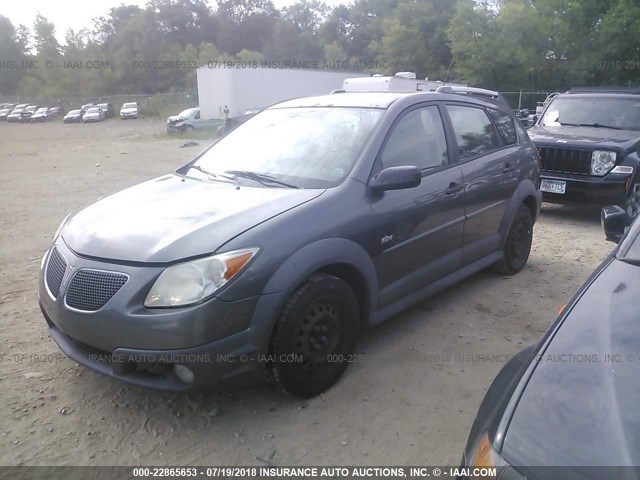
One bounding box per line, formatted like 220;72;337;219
45;248;67;298
538;147;592;176
65;270;128;312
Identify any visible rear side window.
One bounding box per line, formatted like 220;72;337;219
487;108;517;145
380;106;448;170
446;105;499;160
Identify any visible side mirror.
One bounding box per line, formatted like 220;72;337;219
601;205;628;243
369;166;421;194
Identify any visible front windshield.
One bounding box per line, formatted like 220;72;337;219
541;96;640;130
190;107;383;189
123;103;136;108
178;108;198;117
87;108;100;113
68;110;81;115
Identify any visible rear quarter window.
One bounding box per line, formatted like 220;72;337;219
487;108;518;146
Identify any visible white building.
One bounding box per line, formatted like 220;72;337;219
196;67;367;119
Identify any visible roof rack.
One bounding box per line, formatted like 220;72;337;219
436;85;499;98
567;87;640;95
436;85;509;106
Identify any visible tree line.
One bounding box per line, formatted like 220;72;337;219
0;0;638;103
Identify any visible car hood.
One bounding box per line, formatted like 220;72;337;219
61;173;324;263
503;258;640;472
529;125;640;151
167;115;186;124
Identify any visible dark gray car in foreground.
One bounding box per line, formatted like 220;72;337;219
39;90;542;398
461;206;640;478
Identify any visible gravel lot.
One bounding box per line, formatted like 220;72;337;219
0;118;613;466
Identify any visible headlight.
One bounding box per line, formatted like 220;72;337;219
53;213;71;241
468;433;507;479
470;433;498;470
591;150;616;176
144;247;259;307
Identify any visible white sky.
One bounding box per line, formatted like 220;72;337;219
2;0;352;43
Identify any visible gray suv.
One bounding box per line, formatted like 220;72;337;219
39;89;542;398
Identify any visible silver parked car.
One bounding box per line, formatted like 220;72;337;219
30;108;52;123
82;107;106;123
64;110;83;124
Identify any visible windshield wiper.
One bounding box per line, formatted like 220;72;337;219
224;170;299;189
188;165;238;184
559;122;622;130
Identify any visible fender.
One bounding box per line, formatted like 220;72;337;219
498;179;542;244
262;237;377;304
246;238;378;355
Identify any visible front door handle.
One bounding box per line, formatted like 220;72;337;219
503;163;515;174
445;182;464;195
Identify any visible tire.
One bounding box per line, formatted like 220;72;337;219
269;274;359;398
494;204;533;275
625;183;640;218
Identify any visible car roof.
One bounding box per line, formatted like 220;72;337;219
556;92;640;100
270;90;511;111
270;92;431;110
567;86;640;95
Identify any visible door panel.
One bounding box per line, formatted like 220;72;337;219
369;104;465;308
372;167;465;307
459;149;517;263
444;104;520;265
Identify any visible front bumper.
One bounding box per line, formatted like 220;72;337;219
166;123;185;132
38;239;283;391
540;172;630;206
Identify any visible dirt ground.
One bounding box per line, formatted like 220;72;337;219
0;118;613;467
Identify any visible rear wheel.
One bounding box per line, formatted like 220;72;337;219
269;274;359;398
494;204;533;275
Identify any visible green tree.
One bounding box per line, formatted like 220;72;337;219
0;16;27;94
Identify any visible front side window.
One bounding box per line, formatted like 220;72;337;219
380;106;448;170
191;107;383;189
446;105;500;160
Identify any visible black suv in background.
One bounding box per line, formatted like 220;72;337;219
529;87;640;215
39;87;542;398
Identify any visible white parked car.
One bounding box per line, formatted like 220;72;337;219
120;102;141;119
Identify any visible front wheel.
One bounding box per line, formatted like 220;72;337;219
625;183;640;218
494;204;533;275
269;274;359;398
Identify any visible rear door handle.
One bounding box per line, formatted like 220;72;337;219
445;182;464;195
504;163;515;174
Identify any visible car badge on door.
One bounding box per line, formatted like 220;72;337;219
381;234;394;245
